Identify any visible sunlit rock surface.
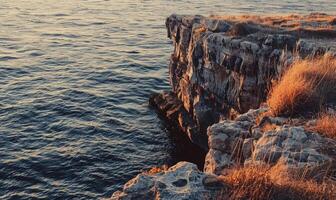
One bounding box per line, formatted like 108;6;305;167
204;107;336;175
150;13;336;149
111;162;224;200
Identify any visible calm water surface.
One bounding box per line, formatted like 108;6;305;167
0;0;335;199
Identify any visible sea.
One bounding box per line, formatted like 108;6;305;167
0;0;335;199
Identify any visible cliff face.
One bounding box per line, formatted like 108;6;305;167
150;14;335;149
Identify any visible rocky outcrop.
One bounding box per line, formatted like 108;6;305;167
204;107;336;176
112;106;336;199
113;13;336;199
111;162;225;200
150;13;336;149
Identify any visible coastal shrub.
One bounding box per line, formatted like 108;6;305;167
314;112;336;139
267;54;336;116
217;164;336;200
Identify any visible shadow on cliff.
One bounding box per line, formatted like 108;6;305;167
149;106;206;170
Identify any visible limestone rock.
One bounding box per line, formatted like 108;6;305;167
204;113;255;174
111;162;224;200
151;14;335;150
166;13;335;119
204;107;336;176
204;149;232;174
249;126;333;169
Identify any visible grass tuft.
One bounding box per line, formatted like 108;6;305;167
267;54;336;116
314;112;336;139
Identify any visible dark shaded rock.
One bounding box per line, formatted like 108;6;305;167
149;91;208;150
172;179;188;187
202;175;226;189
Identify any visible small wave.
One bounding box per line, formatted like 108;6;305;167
0;37;19;41
29;52;44;57
53;13;69;17
41;33;81;39
90;22;108;25
42;58;76;66
125;50;140;54
0;56;18;61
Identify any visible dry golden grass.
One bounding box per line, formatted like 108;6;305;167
211;13;336;38
217;164;336;200
267;54;336;116
211;13;336;30
314;112;336;139
260;123;278;132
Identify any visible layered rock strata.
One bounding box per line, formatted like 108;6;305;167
151;13;336;149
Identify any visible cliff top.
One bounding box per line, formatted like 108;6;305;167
167;13;336;51
211;13;335;30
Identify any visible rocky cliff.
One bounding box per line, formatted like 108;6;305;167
112;13;336;199
150;13;336;150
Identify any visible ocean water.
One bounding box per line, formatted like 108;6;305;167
0;0;335;199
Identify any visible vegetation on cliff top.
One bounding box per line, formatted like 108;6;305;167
212;13;336;38
267;54;336;117
313;112;336;139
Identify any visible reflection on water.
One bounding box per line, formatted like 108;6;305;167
0;0;335;199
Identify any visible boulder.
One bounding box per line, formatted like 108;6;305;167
111;162;225;200
204;107;263;174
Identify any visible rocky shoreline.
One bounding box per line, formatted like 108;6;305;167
111;13;336;199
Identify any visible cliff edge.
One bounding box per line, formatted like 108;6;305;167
150;13;336;150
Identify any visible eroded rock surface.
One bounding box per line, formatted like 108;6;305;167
248;126;333;168
111;162;224;200
204;107;336;175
